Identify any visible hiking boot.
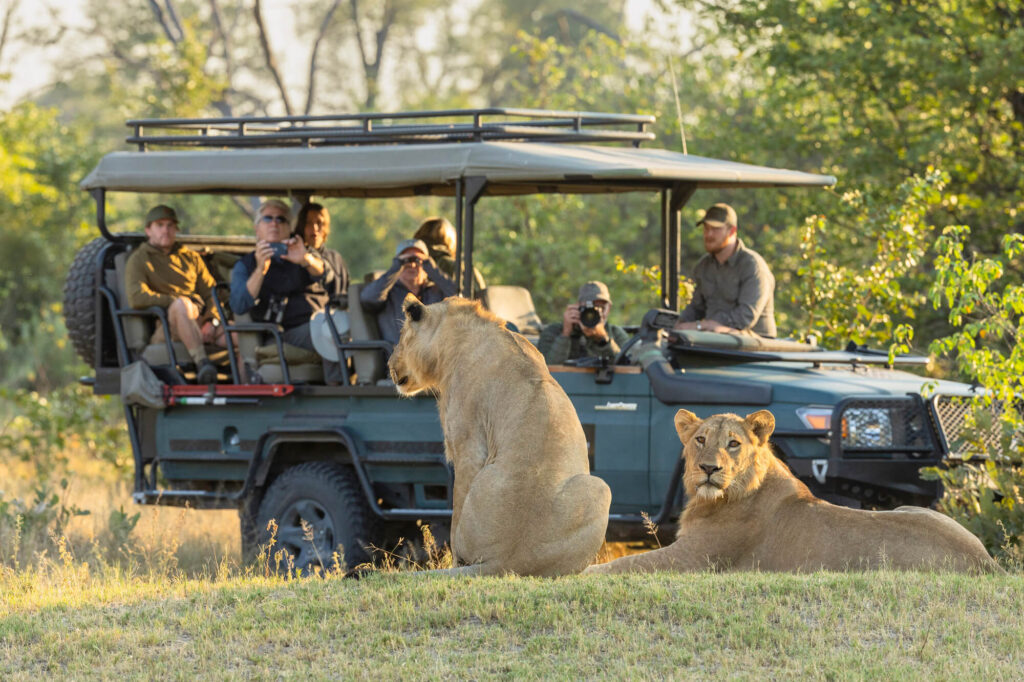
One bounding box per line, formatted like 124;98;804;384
196;358;218;384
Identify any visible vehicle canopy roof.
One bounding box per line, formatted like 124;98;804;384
80;109;835;197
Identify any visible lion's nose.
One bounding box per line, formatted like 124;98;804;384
699;463;721;476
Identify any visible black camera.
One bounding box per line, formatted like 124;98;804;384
578;301;602;328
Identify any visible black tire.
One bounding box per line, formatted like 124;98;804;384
63;237;108;366
254;461;380;573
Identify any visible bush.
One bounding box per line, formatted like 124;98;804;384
920;226;1024;563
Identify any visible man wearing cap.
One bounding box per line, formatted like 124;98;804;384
674;203;777;337
359;238;457;346
537;281;630;365
124;205;222;383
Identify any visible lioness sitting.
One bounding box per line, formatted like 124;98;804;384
587;409;999;574
389;297;612;576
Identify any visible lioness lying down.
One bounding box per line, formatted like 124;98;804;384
389;297;612;576
588;409;999;574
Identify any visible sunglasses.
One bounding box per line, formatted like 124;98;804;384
260;214;290;224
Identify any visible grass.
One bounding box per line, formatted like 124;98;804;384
2;454;1023;679
1;568;1022;679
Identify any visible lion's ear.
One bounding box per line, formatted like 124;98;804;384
674;409;702;444
745;410;775;445
404;296;424;322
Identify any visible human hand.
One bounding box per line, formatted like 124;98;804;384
201;320;217;344
255;240;275;274
282;237;308;265
561;304;581;336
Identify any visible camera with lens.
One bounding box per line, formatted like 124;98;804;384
578;301;602;328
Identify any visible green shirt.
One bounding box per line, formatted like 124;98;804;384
537;322;630;365
679;239;776;337
124;241;219;318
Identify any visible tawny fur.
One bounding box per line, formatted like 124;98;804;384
587;409;1000;574
389;296;611;576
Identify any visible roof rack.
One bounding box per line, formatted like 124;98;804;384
125;108;656;151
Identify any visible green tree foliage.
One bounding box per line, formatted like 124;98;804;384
0;104;100;389
921;225;1024;561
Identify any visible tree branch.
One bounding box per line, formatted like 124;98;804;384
253;0;295;115
305;0;342;115
147;0;180;44
163;0;185;42
0;0;21;67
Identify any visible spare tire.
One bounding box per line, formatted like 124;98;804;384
63;237;108;366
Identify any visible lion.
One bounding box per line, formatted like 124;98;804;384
388;296;612;576
587;409;999;574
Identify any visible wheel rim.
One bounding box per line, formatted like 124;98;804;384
276;499;336;570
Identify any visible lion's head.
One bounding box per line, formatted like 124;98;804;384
388;296;504;396
675;409;775;504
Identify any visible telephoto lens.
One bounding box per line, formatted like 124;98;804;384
578;302;602;328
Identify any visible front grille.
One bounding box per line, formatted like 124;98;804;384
933;395;1003;459
832;397;936;457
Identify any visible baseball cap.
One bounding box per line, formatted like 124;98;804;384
696;203;737;229
395;238;430;258
578;281;611;304
145;205;178;225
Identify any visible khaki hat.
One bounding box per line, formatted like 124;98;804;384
145;205;178;225
578;281;611;304
395;238;430;258
696;203;737;229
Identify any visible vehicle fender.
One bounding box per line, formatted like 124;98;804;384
243;426;376;509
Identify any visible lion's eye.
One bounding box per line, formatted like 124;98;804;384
694;435;705;445
728;439;740;448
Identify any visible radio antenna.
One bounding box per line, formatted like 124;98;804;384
668;56;688;155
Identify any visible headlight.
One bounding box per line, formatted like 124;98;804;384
843;407;893;448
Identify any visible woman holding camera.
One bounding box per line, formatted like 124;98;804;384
536;281;629;365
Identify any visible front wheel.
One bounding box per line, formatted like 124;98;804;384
254;461;380;572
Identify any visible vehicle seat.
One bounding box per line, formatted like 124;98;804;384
347;282;389;385
233;312;324;384
479;285;543;344
672;330;819;352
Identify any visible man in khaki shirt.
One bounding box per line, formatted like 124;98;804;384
674;203;777;337
124;205;222;383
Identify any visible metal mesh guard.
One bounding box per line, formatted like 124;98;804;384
934;395;1003;459
838;398;933;452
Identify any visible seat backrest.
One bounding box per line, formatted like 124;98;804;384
113;249;151;352
480;285;543;338
347;283;386;385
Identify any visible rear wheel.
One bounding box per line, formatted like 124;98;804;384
254;461;379;573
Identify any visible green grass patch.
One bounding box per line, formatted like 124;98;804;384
1;569;1021;679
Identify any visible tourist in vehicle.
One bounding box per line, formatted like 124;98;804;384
229;199;342;381
124;204;223;384
294;201;350;310
359;238;457;346
673;202;777;337
413;216;486;292
537;281;629;365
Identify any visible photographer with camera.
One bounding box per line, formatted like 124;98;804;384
537;281;629;365
230;199;338;382
360;238;457;346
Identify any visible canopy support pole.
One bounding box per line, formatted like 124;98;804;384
460;176;487;299
91;189;121;243
668;182;697;310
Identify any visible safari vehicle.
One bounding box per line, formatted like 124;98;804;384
65;109;985;570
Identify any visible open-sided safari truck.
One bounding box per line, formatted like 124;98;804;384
65;109;984;570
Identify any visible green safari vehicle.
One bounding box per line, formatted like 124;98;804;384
63;109;985;571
